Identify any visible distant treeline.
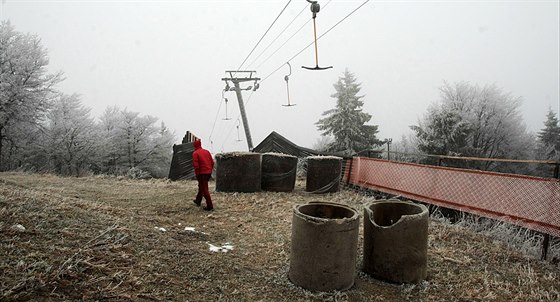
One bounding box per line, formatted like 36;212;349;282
0;22;174;177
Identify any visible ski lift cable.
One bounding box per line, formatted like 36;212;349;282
260;0;370;84
255;0;333;71
234;0;293;75
209;89;226;144
218;0;368;150
246;2;308;70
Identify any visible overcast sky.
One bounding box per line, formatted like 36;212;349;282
2;0;559;153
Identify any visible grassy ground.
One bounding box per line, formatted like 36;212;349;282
1;172;559;301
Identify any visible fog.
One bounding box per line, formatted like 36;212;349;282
2;0;558;152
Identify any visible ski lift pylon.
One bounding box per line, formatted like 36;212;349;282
283;62;296;107
302;0;332;71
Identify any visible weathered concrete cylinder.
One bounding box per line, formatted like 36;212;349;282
215;152;261;192
289;202;359;292
363;199;429;283
261;153;297;192
305;156;342;193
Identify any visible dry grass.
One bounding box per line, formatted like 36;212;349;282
0;172;559;301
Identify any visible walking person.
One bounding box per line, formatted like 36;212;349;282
192;139;214;211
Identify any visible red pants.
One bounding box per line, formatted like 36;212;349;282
195;174;213;208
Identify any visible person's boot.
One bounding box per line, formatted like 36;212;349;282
203;200;213;211
193;199;201;206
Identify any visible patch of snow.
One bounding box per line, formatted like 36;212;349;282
154;227;167;232
184;226;208;235
10;224;25;232
207;242;234;253
263;152;296;159
307;155;342;160
216;152;260;159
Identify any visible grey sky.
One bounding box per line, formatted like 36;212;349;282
2;0;559;153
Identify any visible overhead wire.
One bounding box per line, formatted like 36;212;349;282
255;0;333;71
219;91;255;151
212;1;292;150
208;89;226;151
246;2;308;70
234;0;292;73
218;0;371;152
261;0;371;84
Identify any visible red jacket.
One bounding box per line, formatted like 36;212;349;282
192;140;214;175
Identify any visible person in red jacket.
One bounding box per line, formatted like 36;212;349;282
192;139;214;211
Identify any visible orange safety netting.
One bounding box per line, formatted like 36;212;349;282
344;157;560;237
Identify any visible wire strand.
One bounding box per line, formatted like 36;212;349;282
246;2;308;70
255;0;333;71
235;0;292;73
261;0;370;83
208;90;225;145
220;90;255;151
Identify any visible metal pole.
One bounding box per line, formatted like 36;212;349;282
542;163;559;260
233;81;254;151
541;233;550;261
346;158;354;186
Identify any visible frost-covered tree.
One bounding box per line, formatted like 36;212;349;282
313;135;334;152
536;108;560;160
98;107;174;177
410;106;471;156
43;94;98;176
411;82;533;170
0;22;62;170
316;69;381;155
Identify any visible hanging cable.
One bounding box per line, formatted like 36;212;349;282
261;0;370;84
220;91;255;151
246;2;308;70
208;89;226;147
235;0;292;73
255;0;333;71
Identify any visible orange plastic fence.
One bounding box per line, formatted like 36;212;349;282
345;157;560;237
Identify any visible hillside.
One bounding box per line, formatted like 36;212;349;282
1;172;559;301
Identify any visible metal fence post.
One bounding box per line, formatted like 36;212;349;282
346;158;354;186
541;163;559;261
541;233;550;261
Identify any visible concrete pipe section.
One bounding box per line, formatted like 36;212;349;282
305;156;342;193
215;152;261;192
261;152;297;192
289;202;359;292
363;199;429;283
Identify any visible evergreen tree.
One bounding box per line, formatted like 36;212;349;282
536;108;560;160
316;69;380;155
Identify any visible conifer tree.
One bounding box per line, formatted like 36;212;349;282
316;69;380;155
536;108;560;160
